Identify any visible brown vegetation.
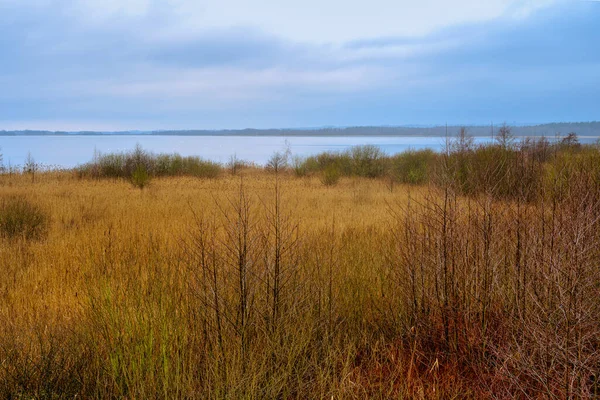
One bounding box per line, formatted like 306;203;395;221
1;135;600;398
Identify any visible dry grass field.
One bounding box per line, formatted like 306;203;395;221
1;140;600;398
0;171;422;398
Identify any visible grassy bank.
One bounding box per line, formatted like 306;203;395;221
1;134;600;398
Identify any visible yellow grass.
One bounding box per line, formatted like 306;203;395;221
0;171;425;398
1;172;410;314
2;165;599;398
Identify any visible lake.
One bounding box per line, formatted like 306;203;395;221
0;134;596;168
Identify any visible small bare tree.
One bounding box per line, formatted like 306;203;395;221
227;154;242;175
561;132;580;148
496;123;514;149
451;126;474;153
24;152;37;183
266;141;292;174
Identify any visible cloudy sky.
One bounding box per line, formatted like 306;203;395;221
0;0;598;130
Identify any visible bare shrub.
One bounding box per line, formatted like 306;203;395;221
321;164;341;186
496;123;515;149
130;163;150;189
265;150;290;174
24;152;38;183
389;149;437;185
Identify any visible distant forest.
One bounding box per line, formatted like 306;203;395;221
2;122;600;137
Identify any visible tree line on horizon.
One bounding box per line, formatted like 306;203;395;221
1;121;600;137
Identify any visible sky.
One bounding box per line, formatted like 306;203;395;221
0;0;598;130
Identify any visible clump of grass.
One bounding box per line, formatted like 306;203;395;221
0;323;90;398
0;196;49;240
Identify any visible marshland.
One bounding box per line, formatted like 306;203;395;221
1;131;599;398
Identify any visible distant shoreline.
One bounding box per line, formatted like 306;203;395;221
2;122;600;137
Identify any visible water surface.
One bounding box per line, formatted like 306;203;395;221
1;134;595;168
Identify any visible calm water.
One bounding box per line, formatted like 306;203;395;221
1;134;595;168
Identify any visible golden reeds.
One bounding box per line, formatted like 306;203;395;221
1;140;599;398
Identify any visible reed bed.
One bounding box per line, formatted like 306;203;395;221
1;136;599;398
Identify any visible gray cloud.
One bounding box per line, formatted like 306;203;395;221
0;1;598;129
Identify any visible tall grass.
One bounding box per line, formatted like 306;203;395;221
0;195;49;240
2;134;600;397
